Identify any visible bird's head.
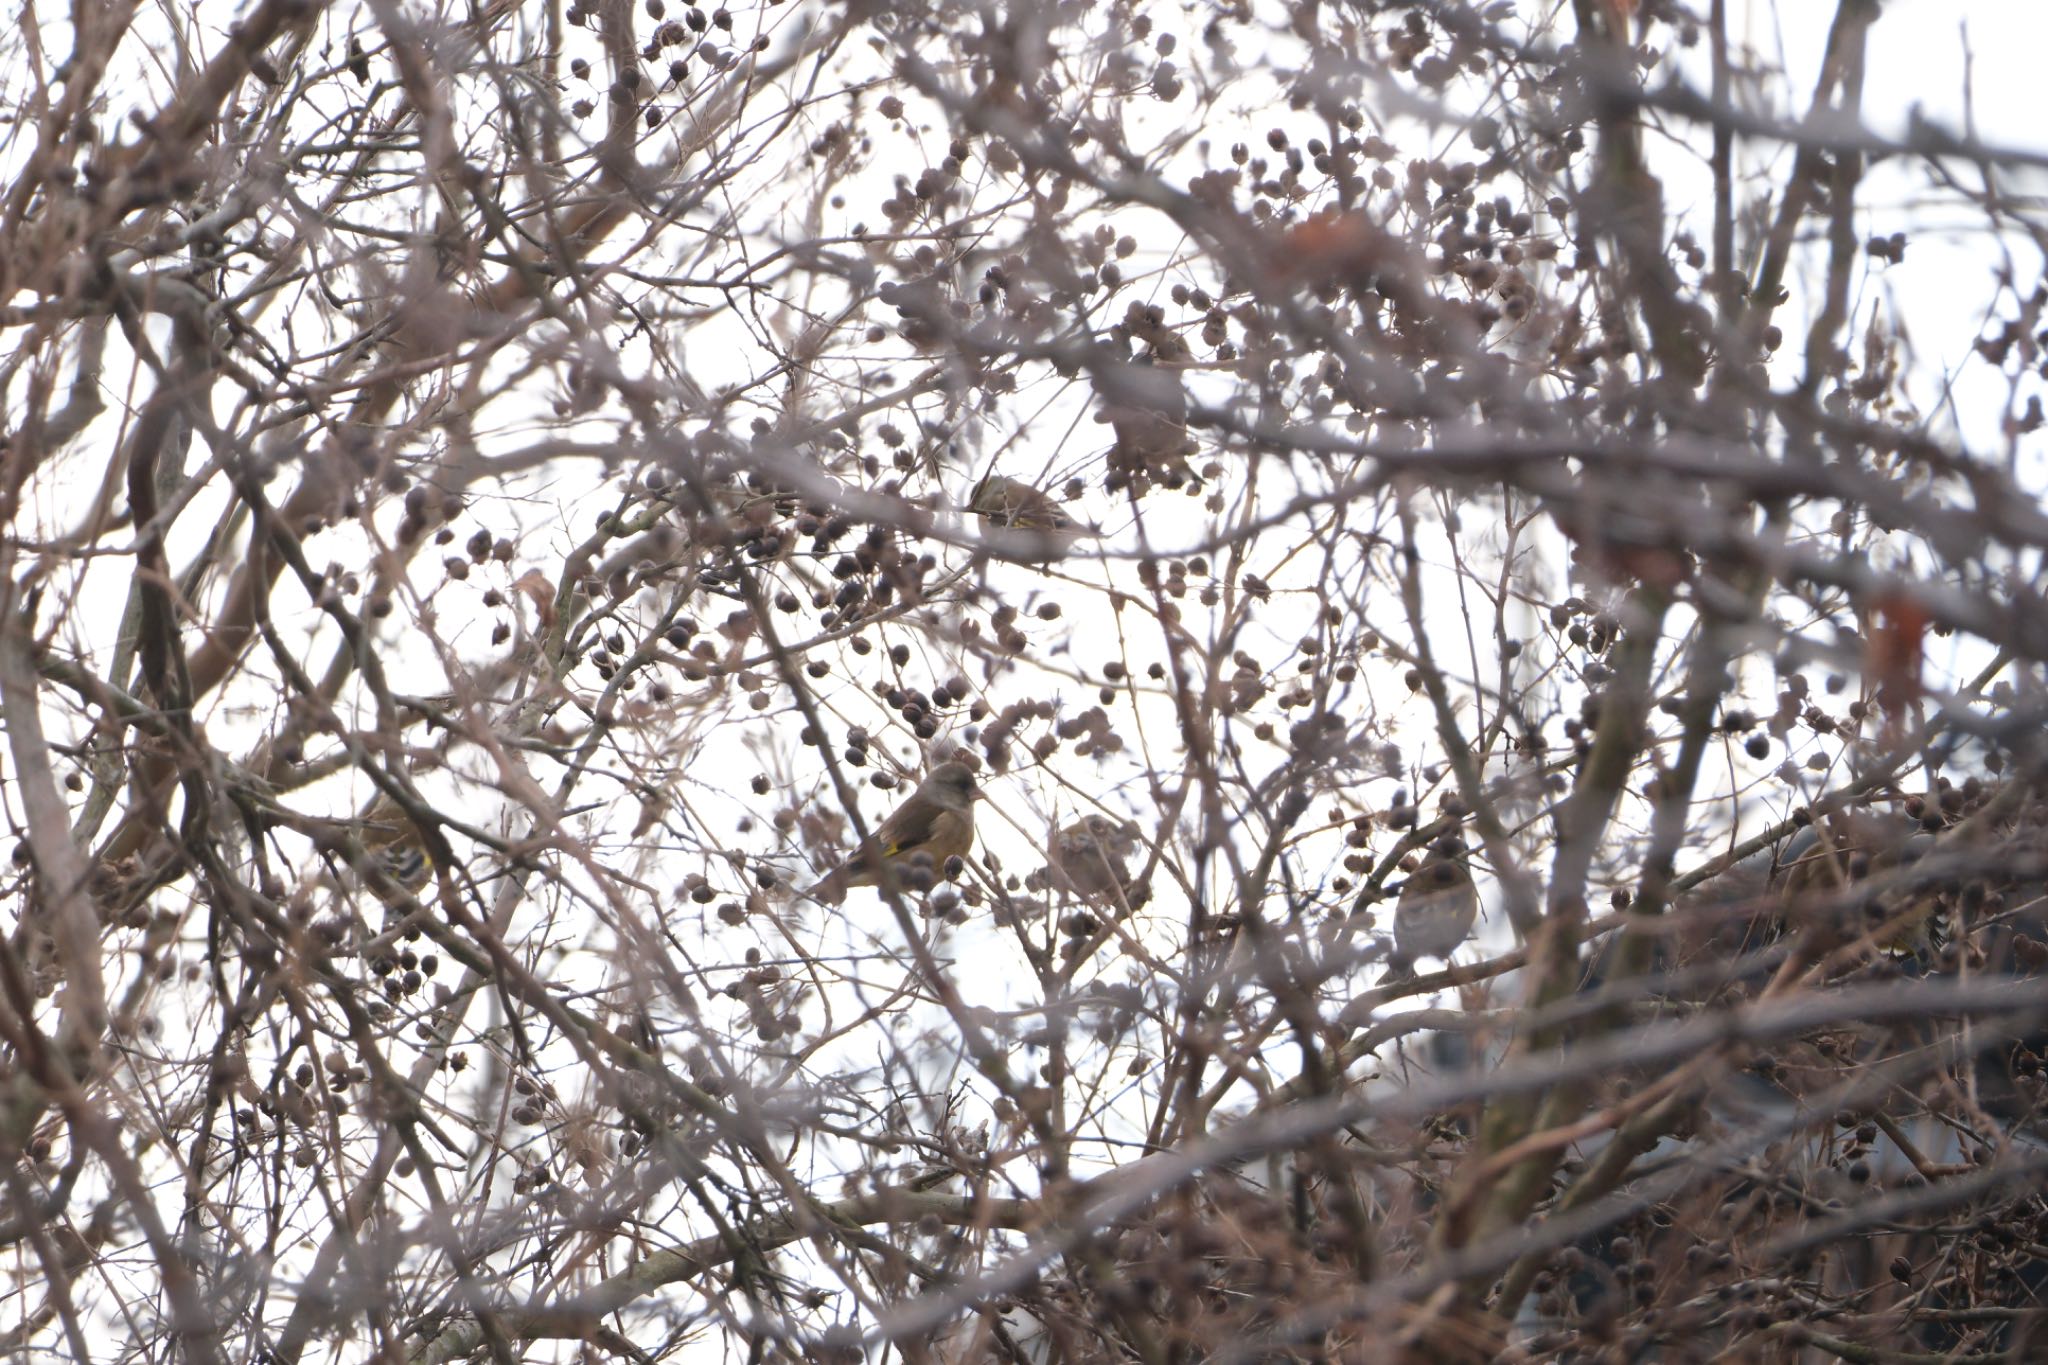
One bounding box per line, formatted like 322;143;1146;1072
924;761;981;810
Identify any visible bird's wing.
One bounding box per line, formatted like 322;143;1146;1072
873;796;947;857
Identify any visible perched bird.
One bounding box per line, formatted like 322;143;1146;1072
1778;814;1943;956
1095;304;1199;491
970;474;1076;531
347;805;436;893
374;842;433;895
969;475;1094;557
1039;814;1142;905
306;832;436;933
1390;841;1479;971
806;762;981;903
1094;354;1197;490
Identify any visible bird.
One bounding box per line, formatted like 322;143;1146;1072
1390;841;1479;971
374;842;433;895
1040;814;1141;905
1094;354;1197;490
306;832;436;933
1094;304;1200;491
806;761;981;903
968;475;1095;557
1777;814;1943;956
969;474;1081;533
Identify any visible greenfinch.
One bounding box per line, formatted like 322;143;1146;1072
807;762;980;903
375;842;433;894
1095;355;1197;489
969;475;1072;531
968;475;1095;556
328;810;433;901
1095;305;1199;490
1040;814;1141;904
1778;815;1942;955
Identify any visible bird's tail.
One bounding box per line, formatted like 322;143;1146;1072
1376;955;1418;987
802;871;847;905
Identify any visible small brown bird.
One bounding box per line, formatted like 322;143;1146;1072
1094;355;1197;488
1041;814;1141;904
342;811;434;901
1391;842;1479;970
970;475;1074;531
1094;304;1199;490
375;843;433;894
969;475;1095;556
806;762;981;903
1778;815;1942;956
